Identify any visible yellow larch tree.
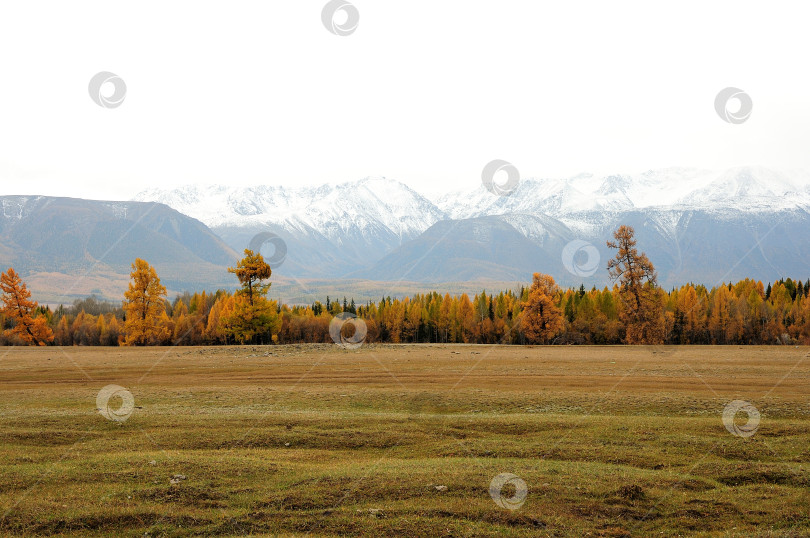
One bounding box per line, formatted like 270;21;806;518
0;268;54;345
521;273;564;344
606;225;666;344
123;258;168;346
221;249;281;344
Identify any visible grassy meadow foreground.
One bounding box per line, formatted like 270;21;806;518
1;345;809;537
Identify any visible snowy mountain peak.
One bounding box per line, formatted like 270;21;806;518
133;177;445;240
673;166;810;211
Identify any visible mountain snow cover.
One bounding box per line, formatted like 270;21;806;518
133;166;810;238
129;165;810;284
134;177;444;239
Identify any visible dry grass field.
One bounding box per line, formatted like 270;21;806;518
1;344;809;537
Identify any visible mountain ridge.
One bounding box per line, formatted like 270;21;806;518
2;166;808;303
0;195;239;301
131;166;810;287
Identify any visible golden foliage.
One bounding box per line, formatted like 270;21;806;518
521;273;564;344
607;225;665;344
222;250;280;344
0;268;54;345
123;259;168;346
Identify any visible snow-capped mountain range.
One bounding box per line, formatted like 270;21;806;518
133;166;810;286
135;177;443;238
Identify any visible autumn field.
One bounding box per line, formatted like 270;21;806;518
1;344;810;537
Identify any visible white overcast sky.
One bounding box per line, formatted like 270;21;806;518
0;1;809;200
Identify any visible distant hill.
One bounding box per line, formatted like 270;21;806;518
0;196;238;302
350;216;571;282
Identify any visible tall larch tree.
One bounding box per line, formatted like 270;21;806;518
521;273;564;344
228;249;271;306
123;258;168;345
0;268;54;345
221;249;281;344
606;225;665;344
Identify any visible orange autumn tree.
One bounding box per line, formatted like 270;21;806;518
607;225;665;344
521;273;564;344
0;268;54;345
123;258;168;346
221;249;281;344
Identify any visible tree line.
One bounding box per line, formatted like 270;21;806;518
3;225;810;346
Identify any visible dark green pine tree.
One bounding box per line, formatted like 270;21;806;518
564;295;574;323
765;283;772;299
783;278;797;300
